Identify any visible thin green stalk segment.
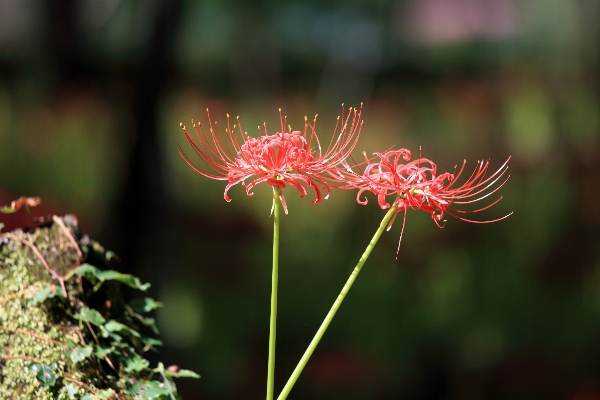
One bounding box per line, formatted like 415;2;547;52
267;186;281;400
277;203;399;400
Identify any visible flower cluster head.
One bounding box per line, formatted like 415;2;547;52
348;148;511;255
179;105;363;214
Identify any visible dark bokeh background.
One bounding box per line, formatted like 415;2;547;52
1;0;599;399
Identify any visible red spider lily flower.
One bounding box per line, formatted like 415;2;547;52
178;105;363;214
348;148;511;256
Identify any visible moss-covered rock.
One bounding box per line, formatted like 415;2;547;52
0;216;197;399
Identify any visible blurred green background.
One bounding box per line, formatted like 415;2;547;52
1;0;599;399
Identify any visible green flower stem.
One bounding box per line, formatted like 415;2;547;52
277;202;399;400
267;186;281;400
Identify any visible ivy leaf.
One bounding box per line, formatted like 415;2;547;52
98;325;123;343
140;316;160;335
130;297;163;313
124;353;149;372
28;363;56;388
142;337;163;352
94;345;112;359
96;270;150;291
164;368;201;379
104;320;141;338
74;306;106;326
66;344;93;363
73;264;150;291
125;381;171;398
28;285;65;305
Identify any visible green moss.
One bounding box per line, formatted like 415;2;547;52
0;222;93;399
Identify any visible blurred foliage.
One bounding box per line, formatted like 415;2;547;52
0;0;599;398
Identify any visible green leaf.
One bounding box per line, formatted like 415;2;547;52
124;353;149;372
28;286;65;305
96;270;150;291
74;306;106;326
94;345;112;359
164;368;201;379
104;320;141;338
125;381;171;398
73;264;101;282
66;344;93;363
140;316;160;335
73;264;150;291
28;363;57;388
98;324;123;342
142;337;163;352
130;297;163;313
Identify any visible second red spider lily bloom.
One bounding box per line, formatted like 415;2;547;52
349;148;511;255
178;105;363;214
